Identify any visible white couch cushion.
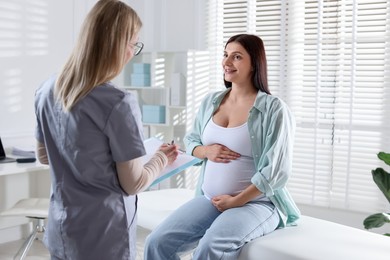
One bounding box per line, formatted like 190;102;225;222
239;215;390;260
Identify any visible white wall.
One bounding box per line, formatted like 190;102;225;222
129;0;206;52
0;0;206;148
0;1;72;147
298;203;388;235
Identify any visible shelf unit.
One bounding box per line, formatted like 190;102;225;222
116;52;188;147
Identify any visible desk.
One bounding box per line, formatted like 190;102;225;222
0;162;50;211
0;161;49;177
0;162;50;243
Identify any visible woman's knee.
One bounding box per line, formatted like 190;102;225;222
145;227;165;246
194;235;240;260
196;233;227;253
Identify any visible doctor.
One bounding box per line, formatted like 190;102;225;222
34;1;178;259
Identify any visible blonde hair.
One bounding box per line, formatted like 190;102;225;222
55;0;142;111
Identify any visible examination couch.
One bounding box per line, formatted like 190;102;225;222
137;189;390;260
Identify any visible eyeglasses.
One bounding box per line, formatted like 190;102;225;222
129;42;144;56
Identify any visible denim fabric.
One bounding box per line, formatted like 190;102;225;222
144;195;280;260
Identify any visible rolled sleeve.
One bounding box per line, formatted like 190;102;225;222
252;171;275;197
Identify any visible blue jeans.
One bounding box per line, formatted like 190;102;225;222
144;195;280;260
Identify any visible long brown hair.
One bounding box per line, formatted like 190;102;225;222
55;0;142;111
224;34;270;95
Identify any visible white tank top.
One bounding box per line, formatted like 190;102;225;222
202;118;267;201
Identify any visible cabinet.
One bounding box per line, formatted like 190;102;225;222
116;52;188;147
114;50;210;190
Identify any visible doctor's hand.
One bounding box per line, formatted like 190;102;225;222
158;144;179;165
203;144;240;163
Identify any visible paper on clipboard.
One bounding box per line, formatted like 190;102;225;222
143;137;201;187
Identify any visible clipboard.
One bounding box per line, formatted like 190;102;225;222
142;137;201;187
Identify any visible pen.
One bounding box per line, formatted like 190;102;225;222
169;139;185;153
170;140;185;153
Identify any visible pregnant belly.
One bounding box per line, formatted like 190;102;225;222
202;157;255;199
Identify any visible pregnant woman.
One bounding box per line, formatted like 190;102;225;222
144;33;300;260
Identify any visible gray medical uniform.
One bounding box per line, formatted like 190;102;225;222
34;75;145;260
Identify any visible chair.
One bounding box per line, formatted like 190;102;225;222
0;198;50;260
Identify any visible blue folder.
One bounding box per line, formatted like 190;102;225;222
142;137;201;187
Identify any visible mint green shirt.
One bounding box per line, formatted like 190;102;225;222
184;88;300;227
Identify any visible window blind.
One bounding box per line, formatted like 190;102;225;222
206;0;390;214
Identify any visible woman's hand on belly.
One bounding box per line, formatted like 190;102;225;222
211;184;263;212
211;194;241;212
202;144;241;163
